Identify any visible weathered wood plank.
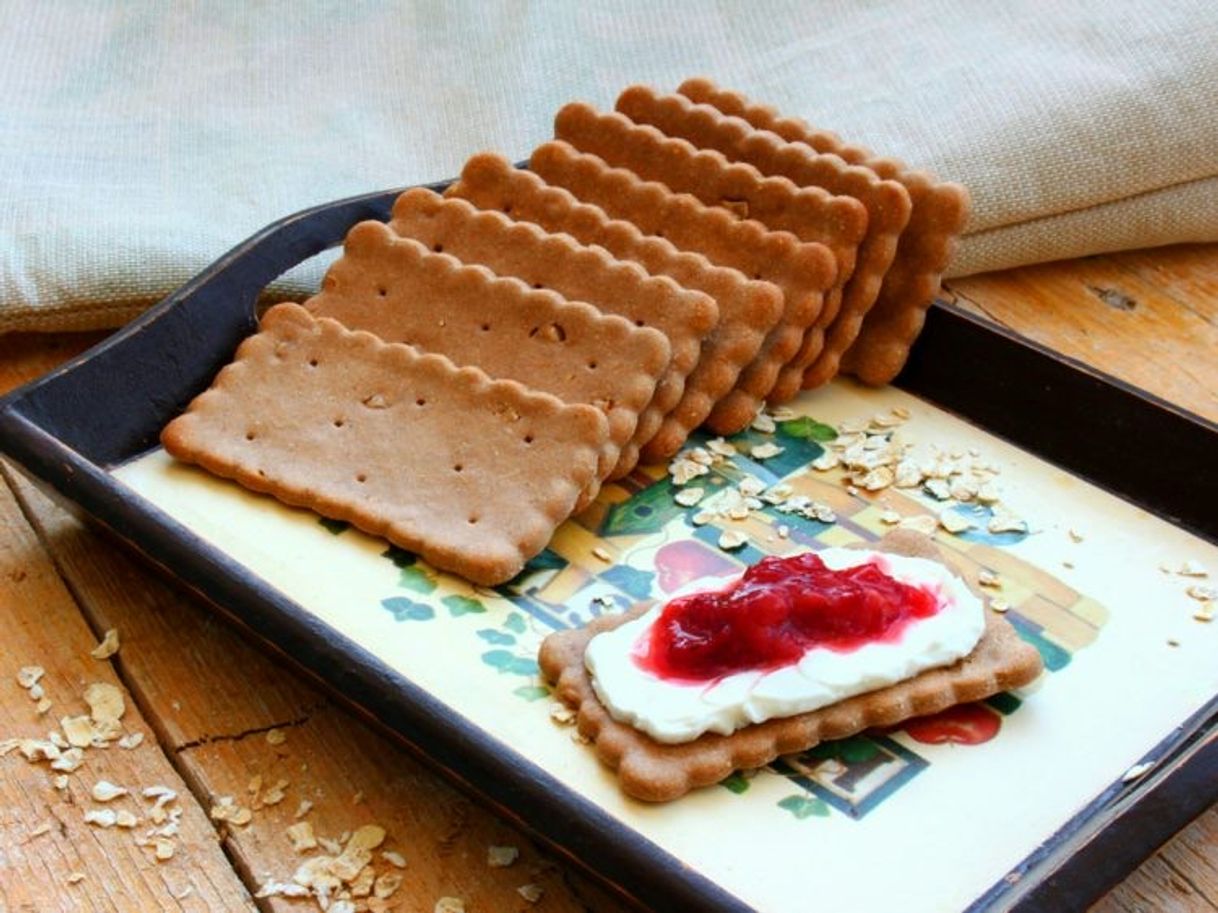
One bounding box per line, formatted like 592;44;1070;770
8;471;621;913
0;468;256;912
945;243;1218;424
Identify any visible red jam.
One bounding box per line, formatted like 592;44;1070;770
634;552;941;682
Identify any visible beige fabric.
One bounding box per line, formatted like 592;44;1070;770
1;1;1215;335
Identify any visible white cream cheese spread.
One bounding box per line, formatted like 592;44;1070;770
584;548;986;744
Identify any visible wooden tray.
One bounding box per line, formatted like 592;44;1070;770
1;179;1215;913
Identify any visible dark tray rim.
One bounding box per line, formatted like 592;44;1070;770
2;181;1215;913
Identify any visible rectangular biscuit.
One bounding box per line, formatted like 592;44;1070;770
388;187;719;478
617;85;912;393
539;529;1043;801
446;154;784;454
529;140;837;423
553;101;869;403
161;303;608;587
678;78;971;385
305;219;671;498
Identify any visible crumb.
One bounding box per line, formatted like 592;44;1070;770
487;845;519;868
90;629;121;660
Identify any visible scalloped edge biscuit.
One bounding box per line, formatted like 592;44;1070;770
529;141;836;419
388;188;718;479
539;529;1043;801
162;303;608;586
678;78;971;385
305;220;670;497
618;85;911;394
553;102;869;413
446;154;783;456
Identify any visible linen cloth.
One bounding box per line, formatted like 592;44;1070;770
1;0;1215;334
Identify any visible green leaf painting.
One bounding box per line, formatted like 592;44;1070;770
600;478;689;537
397;566;437;593
477;629;516;646
720;772;750;794
503;612;527;635
512;685;551;702
777;794;830;819
318;517;350;535
776;416;838;442
381;596;434;622
443;594;486;617
481;650;540;676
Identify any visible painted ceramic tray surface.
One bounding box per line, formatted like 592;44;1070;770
1;182;1215;913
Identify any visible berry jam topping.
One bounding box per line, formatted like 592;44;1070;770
634;551;942;682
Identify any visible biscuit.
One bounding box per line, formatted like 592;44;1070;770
678;78;971;385
617;86;911;393
539;529;1044;801
447;154;783;454
553;101;869;403
161;304;608;587
528;141;836;421
305;220;670;497
388;187;719;478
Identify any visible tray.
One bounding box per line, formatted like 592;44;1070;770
2;179;1216;913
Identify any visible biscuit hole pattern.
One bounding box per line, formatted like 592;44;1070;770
587;360;598;370
634;319;645;327
468;515;479;525
356;473;367;484
308;358;319;368
245;431;256;441
333;419;345;428
453;463;464;473
503;204;513;215
416;397;427;407
532;282;543;289
524;434;534;444
377;286;388;297
433;243;443;253
481;322;491;332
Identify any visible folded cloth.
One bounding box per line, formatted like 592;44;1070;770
1;0;1215;334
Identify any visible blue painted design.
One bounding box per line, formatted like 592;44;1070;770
380;596;434;622
771;734;929;819
601;564;655;601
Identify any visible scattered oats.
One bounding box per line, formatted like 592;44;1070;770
669;457;709;486
1068;529;1084;543
435;898;466;913
257;880;311;899
837;417;869;434
247;775;263;796
892;406;911;420
153;838;175;861
990;598;1010;614
115;810;139;829
381;850;407;869
518;883;545;903
349;865;376;897
50;748;83;772
1167;638;1181;648
975;483;1000;504
738;476;765;497
35;697;52;716
987;512;1027;534
1178;561;1209;578
938;509;974;535
488;845;519;868
706;437;737;457
48;731;68;750
230;806;252;826
373;871;403;900
879;508;901;525
142;785;176;802
718;530;748;551
549;703;575;726
846;485;860;497
18;738;60;762
751;412;776;433
810;451;840;472
1062;561;1075;570
266;728;286;746
923;478;951;501
893;460;922;488
691;509;714;526
286;820;317;852
1193;604;1214;623
66;873;85;885
17;666;44;689
83;683;124;725
949;479;978;502
856;467;894;491
769;406;796;421
1186;584;1217;602
28;821;52;838
28;682;45;701
591;547;612;563
54;775;69;790
674;487;705;507
978;569;1001;588
261;780;289;806
569;729;590;745
317;835;344;856
294;799;314;820
870;411;903;429
90;629;120;660
211;796;252;826
750;442;784;460
84;808;117;828
898;515;938;536
762;483;793;504
91;780;127;802
813;505;837;524
688;447;714;466
776;525;790;539
329;902;357;913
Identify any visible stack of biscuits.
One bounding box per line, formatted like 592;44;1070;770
162;79;970;587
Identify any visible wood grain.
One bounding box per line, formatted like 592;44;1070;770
945;243;1218;424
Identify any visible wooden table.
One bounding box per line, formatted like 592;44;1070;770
1;244;1215;912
